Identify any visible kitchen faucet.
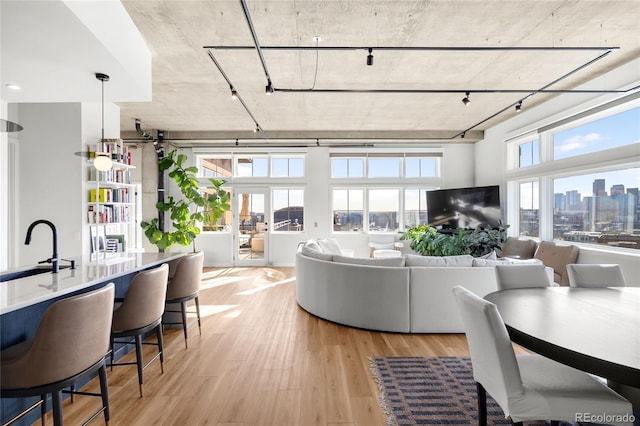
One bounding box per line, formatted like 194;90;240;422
25;219;59;273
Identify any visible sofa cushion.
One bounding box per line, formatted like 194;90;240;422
473;258;544;267
443;255;474;267
317;238;343;255
501;237;538;259
301;245;333;261
534;241;579;286
333;254;405;267
405;254;446;267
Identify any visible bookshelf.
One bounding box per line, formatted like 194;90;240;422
86;139;141;258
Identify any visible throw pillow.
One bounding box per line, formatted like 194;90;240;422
301;245;333;261
304;239;323;252
479;250;497;260
317;238;343;255
333;254;405;267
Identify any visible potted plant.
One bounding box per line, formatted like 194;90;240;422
402;225;469;256
141;150;231;251
402;224;510;257
462;224;510;257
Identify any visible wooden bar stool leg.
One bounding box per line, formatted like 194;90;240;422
156;324;165;373
52;390;63;426
181;301;188;348
195;296;202;335
98;363;110;422
135;335;144;397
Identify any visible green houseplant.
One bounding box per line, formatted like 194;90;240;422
141;150;231;251
402;224;509;257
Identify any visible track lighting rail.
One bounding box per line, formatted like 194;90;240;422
206;49;266;136
274;88;632;94
204;45;619;52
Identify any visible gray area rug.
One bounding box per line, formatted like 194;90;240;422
369;356;552;426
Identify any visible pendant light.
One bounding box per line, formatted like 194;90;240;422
94;73;113;172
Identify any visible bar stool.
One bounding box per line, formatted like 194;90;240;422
1;283;115;426
163;251;204;348
110;263;169;397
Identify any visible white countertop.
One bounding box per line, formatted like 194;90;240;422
0;252;185;315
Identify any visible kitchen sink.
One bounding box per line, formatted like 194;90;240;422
0;265;71;282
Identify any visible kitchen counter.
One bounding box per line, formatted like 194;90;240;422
0;251;187;425
0;252;185;315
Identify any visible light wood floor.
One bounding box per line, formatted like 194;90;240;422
54;267;475;426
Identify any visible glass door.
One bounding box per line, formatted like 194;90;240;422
235;189;268;266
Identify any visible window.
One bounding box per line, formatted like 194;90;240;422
368;157;400;178
200;157;232;178
272;156;304;177
202;188;232;231
332;189;364;232
404;189;429;229
272;189;304;231
405;157;438;178
553;107;640;160
331;157;364;178
368;189;399;231
553;168;639;247
519;181;539;237
236;156;268;177
518;139;539;168
507;98;640;251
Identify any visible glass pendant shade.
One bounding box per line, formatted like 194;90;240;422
94;153;113;171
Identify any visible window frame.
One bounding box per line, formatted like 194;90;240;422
505;96;640;252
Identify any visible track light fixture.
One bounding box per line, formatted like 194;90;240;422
230;86;238;99
461;132;466;139
265;80;274;95
367;48;374;66
515;101;523;112
462;92;471;106
254;124;260;133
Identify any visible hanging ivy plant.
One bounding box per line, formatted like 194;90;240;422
141;150;230;251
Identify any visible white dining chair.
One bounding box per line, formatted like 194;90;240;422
494;264;553;290
451;285;633;426
567;264;627;288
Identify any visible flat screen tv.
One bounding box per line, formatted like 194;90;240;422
426;185;501;230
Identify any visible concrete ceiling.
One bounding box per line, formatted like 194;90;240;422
3;1;640;145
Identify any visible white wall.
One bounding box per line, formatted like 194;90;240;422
16;103;84;266
8;101;121;268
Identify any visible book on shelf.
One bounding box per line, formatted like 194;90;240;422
89;188;111;203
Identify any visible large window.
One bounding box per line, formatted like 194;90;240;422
519;139;539;168
368;189;399;231
507;101;639;250
519;181;539;237
330;153;441;179
553;168;639;246
236;156;268;177
272;189;304;232
404;189;429;229
332;189;364;232
271;156;304;177
553;108;640;160
332;157;364;178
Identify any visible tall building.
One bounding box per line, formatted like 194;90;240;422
610;184;625;196
593;179;607;197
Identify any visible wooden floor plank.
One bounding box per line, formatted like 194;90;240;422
43;266;472;426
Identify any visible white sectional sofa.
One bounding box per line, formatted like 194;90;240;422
295;239;551;333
